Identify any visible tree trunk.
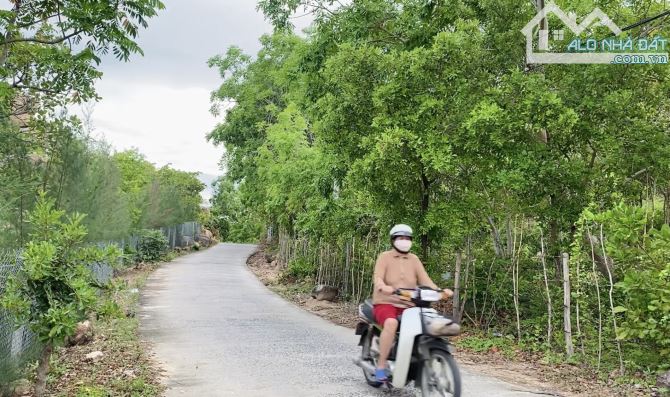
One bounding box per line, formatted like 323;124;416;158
540;234;552;347
452;250;462;322
562;253;574;358
18;163;25;245
460;237;472;320
549;218;561;279
587;227;603;370
512;222;523;343
420;172;431;259
505;216;513;258
35;343;53;397
487;216;503;257
599;225;624;374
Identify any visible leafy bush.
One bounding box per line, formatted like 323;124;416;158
590;204;670;369
285;258;317;280
0;193;120;395
121;245;138;267
136;230;169;263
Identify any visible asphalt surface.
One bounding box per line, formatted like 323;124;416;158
140;243;542;397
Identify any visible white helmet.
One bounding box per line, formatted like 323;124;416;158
389;224;413;239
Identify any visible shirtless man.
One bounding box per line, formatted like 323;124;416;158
372;224;454;382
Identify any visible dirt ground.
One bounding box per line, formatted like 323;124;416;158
247;248;667;397
45;263;166;397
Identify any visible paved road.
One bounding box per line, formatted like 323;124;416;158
140;243;541;397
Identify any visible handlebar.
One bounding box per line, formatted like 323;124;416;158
393;287;449;302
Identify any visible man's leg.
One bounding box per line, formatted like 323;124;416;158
377;317;399;370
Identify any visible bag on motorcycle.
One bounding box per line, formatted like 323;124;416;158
421;311;461;337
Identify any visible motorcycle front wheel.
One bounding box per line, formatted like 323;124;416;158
419;348;461;397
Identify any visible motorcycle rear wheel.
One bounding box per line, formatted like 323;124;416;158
419;348;461;397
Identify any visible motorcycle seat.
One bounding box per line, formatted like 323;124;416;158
360;299;375;323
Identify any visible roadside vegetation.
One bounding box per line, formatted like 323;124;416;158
44;265;165;397
1;196;209;396
0;1;212;395
0;0;204;251
208;0;670;393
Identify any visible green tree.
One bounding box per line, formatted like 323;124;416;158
205;0;670;375
0;0;165;112
0;193;120;396
209;177;263;243
142;167;205;228
112;149;156;230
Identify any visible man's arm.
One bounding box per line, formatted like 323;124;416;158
415;259;439;290
373;254;390;293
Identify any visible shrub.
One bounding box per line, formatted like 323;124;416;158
121;245;138;267
136;230;169;263
0;192;120;396
285;258;317;280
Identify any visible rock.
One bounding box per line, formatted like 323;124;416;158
67;320;92;346
85;351;104;361
122;369;136;379
264;253;274;263
270;260;278;268
311;285;338;302
196;234;212;247
657;370;670;388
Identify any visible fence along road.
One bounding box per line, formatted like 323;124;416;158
0;221;201;386
140;243;543;397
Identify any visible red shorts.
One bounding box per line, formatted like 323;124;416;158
373;304;406;325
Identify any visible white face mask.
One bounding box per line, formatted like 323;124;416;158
393;239;412;253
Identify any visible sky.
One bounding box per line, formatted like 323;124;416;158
83;0;311;200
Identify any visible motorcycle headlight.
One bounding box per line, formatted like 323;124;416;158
420;289;441;301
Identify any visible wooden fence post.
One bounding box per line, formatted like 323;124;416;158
540;234;552;347
453;250;462;322
562;253;574;358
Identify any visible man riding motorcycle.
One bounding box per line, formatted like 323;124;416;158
372;224;454;382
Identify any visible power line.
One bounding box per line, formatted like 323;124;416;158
621;9;670;31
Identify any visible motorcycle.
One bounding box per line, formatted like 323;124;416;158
354;287;462;396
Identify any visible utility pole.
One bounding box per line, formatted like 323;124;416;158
537;0;550;50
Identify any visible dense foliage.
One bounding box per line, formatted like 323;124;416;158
136;229;169;263
0;0;201;249
0;127;205;249
0;1;206;393
0;194;121;395
208;0;670;377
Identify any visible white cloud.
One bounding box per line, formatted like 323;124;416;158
74;0;313;181
88;79;224;175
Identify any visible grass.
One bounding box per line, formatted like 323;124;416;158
46;262;165;397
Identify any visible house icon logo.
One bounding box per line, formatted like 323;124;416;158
522;2;668;64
